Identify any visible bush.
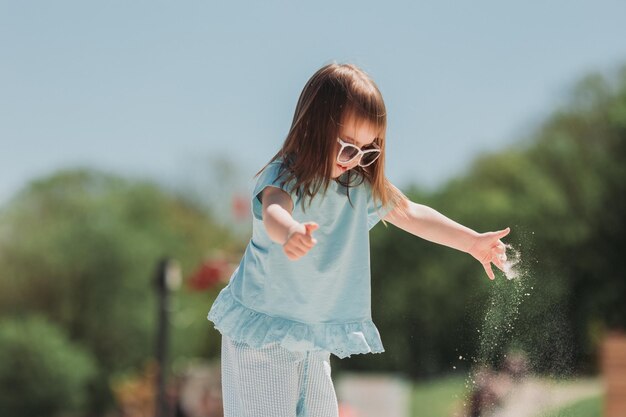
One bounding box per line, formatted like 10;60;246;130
0;314;97;417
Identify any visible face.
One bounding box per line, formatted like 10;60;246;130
331;113;380;178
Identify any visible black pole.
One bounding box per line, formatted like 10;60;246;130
154;257;170;417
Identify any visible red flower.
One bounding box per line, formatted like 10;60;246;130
232;194;250;221
187;260;227;291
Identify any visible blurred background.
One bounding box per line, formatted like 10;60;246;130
1;1;626;416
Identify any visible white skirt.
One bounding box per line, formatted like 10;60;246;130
221;335;339;417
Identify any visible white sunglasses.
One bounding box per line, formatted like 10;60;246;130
336;137;381;167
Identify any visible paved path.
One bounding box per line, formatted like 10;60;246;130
336;373;411;417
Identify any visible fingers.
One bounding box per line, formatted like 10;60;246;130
492;237;508;273
292;234;316;250
492;243;506;260
284;236;313;258
493;256;506;272
284;222;319;260
284;246;307;260
470;228;510;280
484;244;508;278
487;243;507;274
493;243;506;254
303;223;318;245
483;262;495;280
284;244;312;260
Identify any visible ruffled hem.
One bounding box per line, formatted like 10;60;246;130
207;287;384;359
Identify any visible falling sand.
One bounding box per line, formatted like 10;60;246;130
476;241;530;366
502;244;522;280
457;239;535;414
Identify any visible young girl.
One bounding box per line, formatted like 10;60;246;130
208;63;510;417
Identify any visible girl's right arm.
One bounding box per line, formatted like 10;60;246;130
261;187;318;260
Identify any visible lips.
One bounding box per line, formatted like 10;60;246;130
337;164;348;172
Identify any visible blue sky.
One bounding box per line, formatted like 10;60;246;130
2;1;626;207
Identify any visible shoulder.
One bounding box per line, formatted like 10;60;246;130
261;185;293;212
255;158;289;185
252;157;300;220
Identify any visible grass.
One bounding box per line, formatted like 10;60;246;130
410;376;467;417
538;395;602;417
409;377;602;417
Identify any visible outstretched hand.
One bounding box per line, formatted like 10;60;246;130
467;227;511;280
283;222;318;261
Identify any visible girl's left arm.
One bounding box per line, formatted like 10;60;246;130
383;198;510;280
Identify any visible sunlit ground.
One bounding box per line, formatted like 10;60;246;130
406;375;602;417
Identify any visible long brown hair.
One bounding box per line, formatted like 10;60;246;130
258;63;408;221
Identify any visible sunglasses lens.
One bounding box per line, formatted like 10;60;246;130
338;145;359;163
360;151;380;166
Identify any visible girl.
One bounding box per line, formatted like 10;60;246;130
208;63;510;417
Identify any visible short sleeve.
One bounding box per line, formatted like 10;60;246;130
252;161;299;221
366;183;395;230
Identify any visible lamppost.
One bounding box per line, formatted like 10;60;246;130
151;251;232;417
154;257;181;417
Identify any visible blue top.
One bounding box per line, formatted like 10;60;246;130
207;158;394;358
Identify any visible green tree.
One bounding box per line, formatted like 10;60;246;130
0;168;234;413
342;64;626;377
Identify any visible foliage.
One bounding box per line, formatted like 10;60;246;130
343;64;626;377
1;62;625;416
0;169;234;413
0;314;97;417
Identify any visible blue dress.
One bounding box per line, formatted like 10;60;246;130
207;159;394;358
